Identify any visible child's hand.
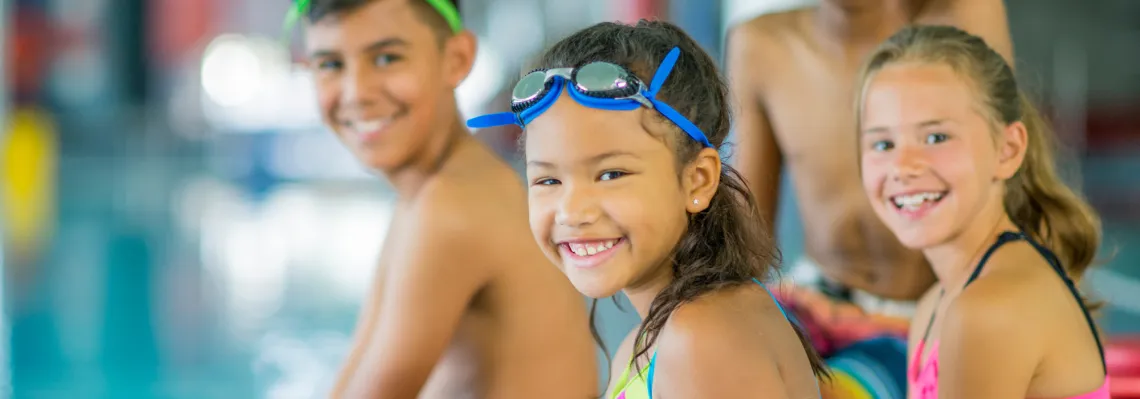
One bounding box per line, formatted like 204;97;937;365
787;286;909;348
789;288;866;322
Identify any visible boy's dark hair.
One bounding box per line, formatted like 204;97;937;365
304;0;460;41
532;20;829;379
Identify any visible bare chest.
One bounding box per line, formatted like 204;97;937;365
763;47;863;182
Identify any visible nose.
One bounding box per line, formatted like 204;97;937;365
891;144;926;182
339;63;376;107
554;183;601;228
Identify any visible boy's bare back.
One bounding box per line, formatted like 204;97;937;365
727;1;1013;301
338;137;597;398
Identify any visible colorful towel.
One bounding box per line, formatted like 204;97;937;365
776;287;910;399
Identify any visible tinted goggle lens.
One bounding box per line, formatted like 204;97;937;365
574;62;634;93
512;71;550;103
510;62;638;106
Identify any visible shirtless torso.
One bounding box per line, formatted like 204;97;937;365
727;0;1013;301
337;136;597;399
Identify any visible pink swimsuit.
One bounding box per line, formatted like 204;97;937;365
908;232;1111;399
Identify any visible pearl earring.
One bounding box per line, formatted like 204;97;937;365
693;199;699;204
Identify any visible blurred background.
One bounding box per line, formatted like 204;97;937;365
1;0;1137;397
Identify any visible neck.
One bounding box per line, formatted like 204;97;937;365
816;0;917;43
623;266;674;319
923;197;1019;291
385;108;468;199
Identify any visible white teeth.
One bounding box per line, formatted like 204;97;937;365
896;195;924;207
891;192;945;209
566;239;620;257
353;119;391;133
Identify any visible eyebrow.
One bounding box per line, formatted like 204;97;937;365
916;119;949;128
308;37;409;59
526;150;641;168
862;119;949;135
862;126;891;135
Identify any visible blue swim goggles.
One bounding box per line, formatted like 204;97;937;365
466;47;713;148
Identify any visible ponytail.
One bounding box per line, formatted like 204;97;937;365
1004;93;1102;285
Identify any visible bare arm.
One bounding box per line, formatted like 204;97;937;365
332;200;491;399
938;281;1038;398
726;23;783;236
928;0;1015;67
332;258;389;394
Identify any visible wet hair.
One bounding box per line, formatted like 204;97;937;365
304;0;460;41
855;25;1102;286
531;20;828;379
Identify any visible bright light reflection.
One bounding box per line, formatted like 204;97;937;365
456;38;505;122
184;179;392;338
201;34;264;107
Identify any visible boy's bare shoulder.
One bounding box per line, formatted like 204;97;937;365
729;7;813;48
727;7;815;91
410;160;529;249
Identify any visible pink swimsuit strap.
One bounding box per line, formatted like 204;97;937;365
908;340;939;399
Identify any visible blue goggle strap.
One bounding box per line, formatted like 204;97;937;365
466;47;712;148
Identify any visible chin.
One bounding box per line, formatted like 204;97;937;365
360;156;395;172
565;272;623;299
341;134;419;174
891;225;951;250
355;147;409;173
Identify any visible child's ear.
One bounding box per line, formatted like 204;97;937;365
995;121;1028;180
443;31;477;88
683;147;721;213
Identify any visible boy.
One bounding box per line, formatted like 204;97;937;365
300;1;598;397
